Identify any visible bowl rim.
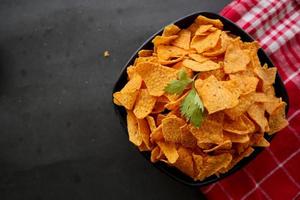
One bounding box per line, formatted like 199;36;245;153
112;11;289;187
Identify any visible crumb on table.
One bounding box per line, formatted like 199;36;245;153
103;50;110;57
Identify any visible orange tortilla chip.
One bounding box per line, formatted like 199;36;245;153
180;124;197;148
138;49;153;57
162;24;181;36
191;29;221;53
127;111;142;146
195;76;239;114
133;89;157;119
146;116;156;132
165;92;188;110
113;91;138;110
162;115;185;143
225;94;253;120
195;24;213;35
193;153;232;181
138;118;152;150
158;56;184;65
268;102;288;135
150;146;161;162
152;35;178;46
219;147;253;174
188;53;209;63
195;15;223;29
174;147;194;177
151;102;166;114
203;31;231;56
247;103;269;133
157;141;179;164
113;97;122;106
172;29;191;50
229;74;259;95
134;56;158;66
223;114;255;134
135;62;178;96
203;140;232;153
254;65;277;86
121;74;142;93
157;45;187;60
156;114;166;126
189;119;223;144
224;40;250;73
182;59;220;72
150;125;164;142
223;131;250;143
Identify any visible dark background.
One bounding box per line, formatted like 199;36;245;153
0;0;230;199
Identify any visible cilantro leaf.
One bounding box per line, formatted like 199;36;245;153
164;69;192;95
180;88;204;127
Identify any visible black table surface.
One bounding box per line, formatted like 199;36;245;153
0;0;230;199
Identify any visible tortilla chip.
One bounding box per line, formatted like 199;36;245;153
229;74;259;95
195;15;223;29
146;116;156;132
174;147;194;177
150;125;164;142
189;119;223;144
165;92;188;110
121;74;142;93
127;111;142;146
113;97;122;106
172;61;194;78
188;53;209;63
268;102;288;135
162;115;185;143
195;24;213;35
135;62;178;96
157;45;187;60
156;114;166;126
162;24;181;36
224;40;250;73
203;140;232;153
152;35;178;46
219;147;254;174
157;141;179;164
150;146;161;163
182;59;220;72
138;49;153;57
179;124;197;148
203;31;231;56
251;132;270;147
158;56;184;65
195;75;239;114
247;103;269;133
138;118;152;150
113;91;138;110
225;94;253;120
254;65;277;86
134;56;158;66
133;89;157;119
223;114;255;134
198;67;226;81
191;29;221;53
172;29;191;50
223;131;250;143
193;153;232;181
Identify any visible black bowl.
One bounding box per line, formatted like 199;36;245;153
112;12;289;187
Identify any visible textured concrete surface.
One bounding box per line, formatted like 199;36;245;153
0;0;230;199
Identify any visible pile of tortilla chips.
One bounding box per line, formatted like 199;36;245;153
113;15;288;181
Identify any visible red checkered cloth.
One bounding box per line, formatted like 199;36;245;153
200;0;300;199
